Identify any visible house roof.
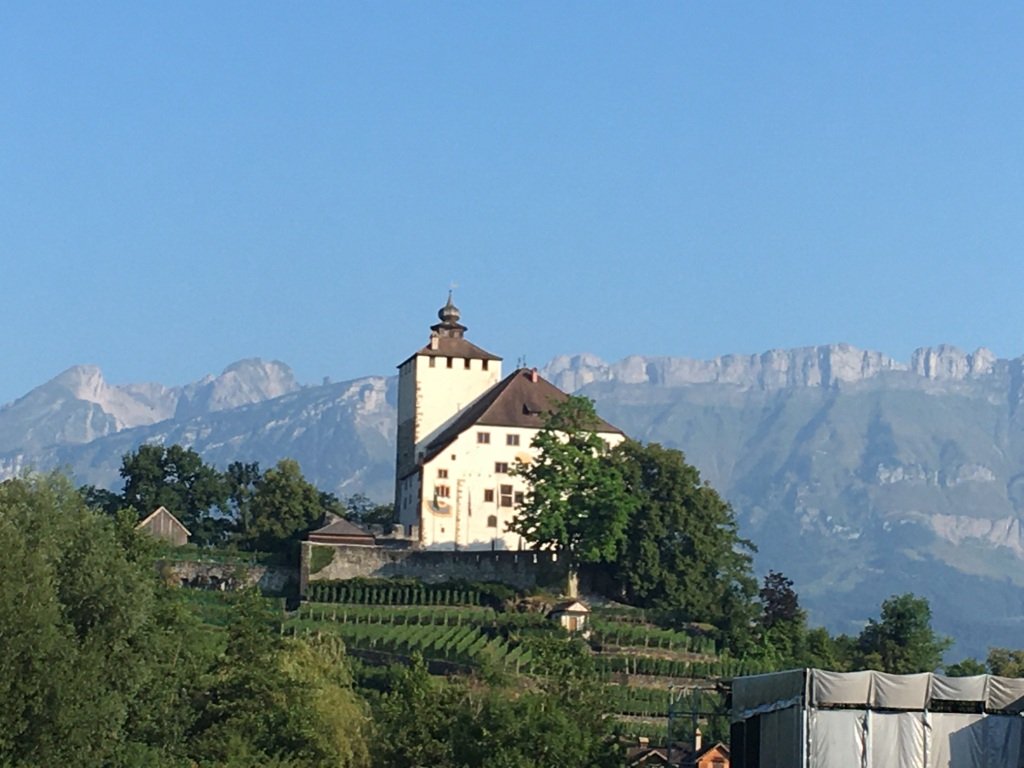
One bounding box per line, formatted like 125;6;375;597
399;294;503;365
399;335;502;366
309;517;374;538
550;599;590;615
682;742;729;767
135;506;191;536
413;368;623;470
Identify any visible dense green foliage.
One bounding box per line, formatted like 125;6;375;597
0;473;370;767
3;472;637;766
512;397;756;644
237;458;326;552
608;439;757;645
93;445;365;555
509;396;634;570
854;593;951;674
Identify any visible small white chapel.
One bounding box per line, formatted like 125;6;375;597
395;294;624;550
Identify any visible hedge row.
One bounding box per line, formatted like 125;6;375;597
286;619;533;672
604;685;672;718
589;617;716;655
298;603;496;627
307;582;484;606
596;654;773;679
306;577;519;607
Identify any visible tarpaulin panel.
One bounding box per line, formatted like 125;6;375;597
809;708;865;768
867;711;924;768
927;712;984;768
812;670;873;708
929;674;986;704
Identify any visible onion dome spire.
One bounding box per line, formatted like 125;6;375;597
438;291;461;325
430;290;468;338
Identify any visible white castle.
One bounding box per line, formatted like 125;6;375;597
395;295;623;550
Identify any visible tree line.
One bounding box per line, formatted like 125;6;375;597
82;444;393;554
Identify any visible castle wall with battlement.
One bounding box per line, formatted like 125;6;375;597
300;541;568;595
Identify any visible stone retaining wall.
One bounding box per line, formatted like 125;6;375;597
301;542;568;594
165;560;297;595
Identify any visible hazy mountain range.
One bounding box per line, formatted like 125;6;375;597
4;344;1024;660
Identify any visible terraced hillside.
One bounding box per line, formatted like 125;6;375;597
285;579;777;742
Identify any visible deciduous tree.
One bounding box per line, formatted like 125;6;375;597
509;396;634;593
239;459;328;553
856;593;950;673
608;440;757;645
119;444;228;543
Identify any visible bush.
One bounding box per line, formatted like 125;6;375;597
308;545;334;575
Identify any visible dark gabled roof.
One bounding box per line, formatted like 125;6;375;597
399;336;502;367
309;518;374;538
415;368;623;468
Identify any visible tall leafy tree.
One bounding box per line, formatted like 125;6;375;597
119;444;227;543
856;593;951;673
945;657;987;677
224;460;262;534
193;589;370;767
608;440;757;644
985;648;1024;677
756;570;808;664
239;458;328;553
509;396;634;593
0;473;158;766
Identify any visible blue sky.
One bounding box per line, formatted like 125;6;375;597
2;3;1023;405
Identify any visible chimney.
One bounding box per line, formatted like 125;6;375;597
429;332;439;351
693;727;702;752
530;367;538;383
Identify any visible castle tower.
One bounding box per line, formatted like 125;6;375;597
395;295;502;530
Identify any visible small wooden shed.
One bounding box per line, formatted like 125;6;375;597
135;506;190;546
548;599;590;633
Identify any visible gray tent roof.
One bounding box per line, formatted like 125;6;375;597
732;669;1024;721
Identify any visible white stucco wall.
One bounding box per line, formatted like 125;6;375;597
411;354;500;448
417;425;624;550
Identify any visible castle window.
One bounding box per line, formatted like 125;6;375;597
435;485;450;498
484;489;494;503
437;468;448;478
500;484;513;507
494;462;509;474
477;432;490;444
506;434;520;446
464;358;471;369
487;515;498;528
515;491;524;506
482;360;489;371
429;357;436;368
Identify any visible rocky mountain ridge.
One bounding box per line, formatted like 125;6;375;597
0;359;298;454
543;343;1002;392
